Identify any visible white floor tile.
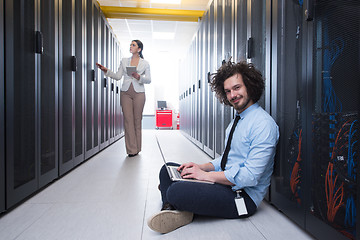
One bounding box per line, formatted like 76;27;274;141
0;130;313;240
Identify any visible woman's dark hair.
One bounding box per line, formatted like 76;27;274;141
210;60;264;106
133;40;144;59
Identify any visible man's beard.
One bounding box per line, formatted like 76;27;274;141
232;97;251;112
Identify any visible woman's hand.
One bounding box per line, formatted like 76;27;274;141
131;72;140;80
96;63;108;73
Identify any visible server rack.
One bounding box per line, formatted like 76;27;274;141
222;0;234;142
306;1;360;239
204;2;216;158
109;36;116;144
248;0;271;112
74;0;86;166
201;11;211;157
234;0;247;62
271;0;359;239
100;18;109;150
1;0;122;213
85;0;100;159
214;0;224;157
38;0;59;186
5;0;38;207
196;26;203;148
181;0;359;239
190;39;196;141
5;0;59;208
270;0;307;228
115;42;123;141
0;0;5;213
59;0;85;175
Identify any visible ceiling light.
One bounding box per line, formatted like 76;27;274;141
153;32;175;39
150;0;181;4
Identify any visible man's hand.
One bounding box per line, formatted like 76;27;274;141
177;162;233;186
178;162;212;182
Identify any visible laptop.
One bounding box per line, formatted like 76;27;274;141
156;136;214;184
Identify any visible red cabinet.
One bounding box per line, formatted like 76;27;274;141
156;110;172;129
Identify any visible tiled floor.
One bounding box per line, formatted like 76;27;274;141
0;130;315;240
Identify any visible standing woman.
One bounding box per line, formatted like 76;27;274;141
96;40;151;157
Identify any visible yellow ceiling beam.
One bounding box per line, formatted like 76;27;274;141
100;6;204;22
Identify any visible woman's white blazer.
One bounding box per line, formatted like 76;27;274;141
105;57;151;93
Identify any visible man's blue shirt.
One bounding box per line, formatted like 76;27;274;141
211;103;279;207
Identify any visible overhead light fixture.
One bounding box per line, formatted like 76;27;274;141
153;32;175;39
150;0;181;4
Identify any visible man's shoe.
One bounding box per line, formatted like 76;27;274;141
128;153;138;157
161;203;175;211
147;210;193;234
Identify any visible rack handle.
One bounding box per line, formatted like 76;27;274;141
247;37;253;59
305;0;313;21
71;56;77;72
35;31;43;54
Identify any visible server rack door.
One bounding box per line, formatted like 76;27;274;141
204;2;215;158
248;0;272;201
39;0;59;185
100;19;108;149
202;11;210;156
85;0;100;158
190;41;195;139
74;0;85;165
248;0;269;109
306;1;360;239
93;3;100;153
0;0;5;213
270;0;306;228
196;28;201;144
109;35;115;143
114;43;121;140
5;0;38;207
222;0;234;134
59;0;76;175
214;0;225;157
195;30;200;143
115;81;121;140
235;0;247;62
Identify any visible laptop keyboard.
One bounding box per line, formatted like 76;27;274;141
171;167;182;179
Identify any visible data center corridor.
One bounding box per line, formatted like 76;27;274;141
0;130;314;240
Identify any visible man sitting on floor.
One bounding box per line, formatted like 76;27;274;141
147;60;279;234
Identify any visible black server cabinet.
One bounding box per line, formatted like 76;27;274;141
114;42;122;141
193;40;196;139
248;0;271;111
74;0;85;166
85;0;100;159
271;0;359;239
5;0;37;208
39;0;59;187
214;0;224;156
222;0;234;139
306;1;360;239
196;27;202;146
100;18;109;150
59;0;84;175
202;11;211;157
235;0;247;62
109;34;115;144
271;0;306;228
5;0;58;207
204;2;216;158
0;0;5;213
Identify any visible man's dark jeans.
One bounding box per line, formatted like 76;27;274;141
159;163;257;218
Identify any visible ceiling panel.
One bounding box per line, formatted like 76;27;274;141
98;0;208;58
